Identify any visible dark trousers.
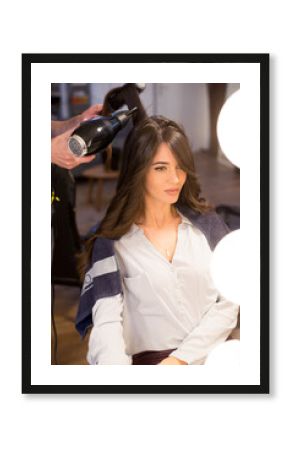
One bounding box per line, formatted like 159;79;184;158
132;349;176;365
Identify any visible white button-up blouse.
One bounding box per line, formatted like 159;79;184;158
88;212;239;365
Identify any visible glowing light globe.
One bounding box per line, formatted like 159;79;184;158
210;229;242;306
205;339;240;367
217;90;242;168
135;83;146;91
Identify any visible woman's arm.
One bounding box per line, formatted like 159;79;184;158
87;294;132;365
169;296;239;365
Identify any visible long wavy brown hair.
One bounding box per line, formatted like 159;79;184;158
80;115;209;278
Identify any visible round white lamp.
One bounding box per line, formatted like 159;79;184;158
217;90;242;168
205;339;240;367
210;229;242;306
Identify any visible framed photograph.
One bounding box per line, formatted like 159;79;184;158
22;53;269;394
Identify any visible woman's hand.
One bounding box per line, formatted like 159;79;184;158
159;356;188;365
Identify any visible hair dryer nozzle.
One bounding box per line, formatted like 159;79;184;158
68;107;139;157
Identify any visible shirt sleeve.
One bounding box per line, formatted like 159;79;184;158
170;296;239;365
87;294;132;365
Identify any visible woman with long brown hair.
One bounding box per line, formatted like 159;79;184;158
76;116;239;365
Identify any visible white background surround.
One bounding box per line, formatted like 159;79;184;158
31;61;259;386
1;1;287;450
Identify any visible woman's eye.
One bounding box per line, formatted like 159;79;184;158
155;166;167;171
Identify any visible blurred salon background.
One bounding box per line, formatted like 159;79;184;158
51;83;240;365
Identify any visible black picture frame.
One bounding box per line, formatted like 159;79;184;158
22;53;269;394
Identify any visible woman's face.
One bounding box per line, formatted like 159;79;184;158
144;142;187;206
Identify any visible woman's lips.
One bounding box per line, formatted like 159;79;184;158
164;189;179;195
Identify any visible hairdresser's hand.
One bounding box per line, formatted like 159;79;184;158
51;127;95;170
51;104;103;137
158;357;188;365
51;104;103;169
80;103;103;121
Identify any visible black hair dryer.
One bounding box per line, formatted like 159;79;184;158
68;107;138;157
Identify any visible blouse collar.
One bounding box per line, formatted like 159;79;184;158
125;209;194;238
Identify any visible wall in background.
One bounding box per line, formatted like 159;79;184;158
90;83;210;152
53;83;239;155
